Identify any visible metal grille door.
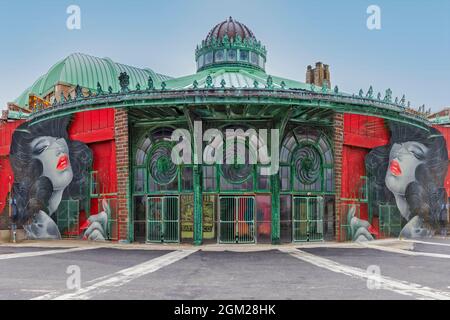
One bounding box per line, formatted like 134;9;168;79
147;196;179;243
293;197;324;242
56;200;80;239
219;196;255;243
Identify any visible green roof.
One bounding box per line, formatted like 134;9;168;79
163;65;322;91
14;53;173;108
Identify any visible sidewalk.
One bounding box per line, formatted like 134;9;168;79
0;238;416;252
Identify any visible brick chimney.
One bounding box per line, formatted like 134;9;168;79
306;62;331;88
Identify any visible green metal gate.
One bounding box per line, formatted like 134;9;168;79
293;197;324;242
379;204;403;238
56;200;80;239
147;196;180;243
219;196;255;243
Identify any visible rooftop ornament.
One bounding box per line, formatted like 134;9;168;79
97;82;103;95
366;86;374;99
60;92;66;103
377;92;381;100
119;72;130;93
136;83;141;91
108;86;113;94
384;88;392;103
281;81;286;90
253;80;259;89
334;86;339;94
400;94;406;107
206;75;213;88
147;76;154;90
358;89;364;98
193;80;199;89
75;85;83;99
161;81;167;90
266;76;274;89
220;79;226;88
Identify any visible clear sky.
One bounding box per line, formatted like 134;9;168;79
0;0;449;111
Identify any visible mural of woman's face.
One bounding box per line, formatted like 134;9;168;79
385;141;429;195
30;136;73;191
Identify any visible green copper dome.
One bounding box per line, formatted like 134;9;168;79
195;17;267;73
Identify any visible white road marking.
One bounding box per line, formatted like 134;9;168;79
359;242;450;259
280;248;450;300
402;239;450;248
0;246;100;260
32;249;198;300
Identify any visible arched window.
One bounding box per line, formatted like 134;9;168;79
280;127;334;193
134;127;193;193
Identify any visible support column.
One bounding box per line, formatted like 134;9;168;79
114;108;130;242
333;112;344;242
193;165;203;246
271;173;280;244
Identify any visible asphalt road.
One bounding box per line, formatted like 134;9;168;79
1;239;450;300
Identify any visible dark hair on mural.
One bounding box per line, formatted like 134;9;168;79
366;122;448;229
9;116;92;225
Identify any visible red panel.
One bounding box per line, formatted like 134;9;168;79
68;108;115;143
433;125;450;197
344;114;389;148
0;158;13;215
0;120;24;156
342;146;368;199
341;145;373;230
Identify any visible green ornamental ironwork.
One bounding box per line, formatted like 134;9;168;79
384;88;392;102
292;145;322;185
366;86;374;99
97;82;103;95
266;76;274;89
148;142;178;185
119;72;130;93
147;76;154;90
75;85;83;99
206;75;213;88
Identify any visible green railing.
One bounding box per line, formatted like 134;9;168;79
378;204;404;238
147;196;180;243
293;197;324;242
219;196;255;244
56;200;80;239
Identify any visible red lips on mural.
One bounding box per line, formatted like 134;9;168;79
56;154;69;171
389;160;402;176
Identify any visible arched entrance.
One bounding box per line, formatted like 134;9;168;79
132;127;193;243
279;126;335;242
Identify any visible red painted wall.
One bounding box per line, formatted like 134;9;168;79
433;125;450;197
342;114;390;234
0;120;24;215
0;109;116;227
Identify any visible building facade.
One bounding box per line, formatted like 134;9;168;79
0;17;449;244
